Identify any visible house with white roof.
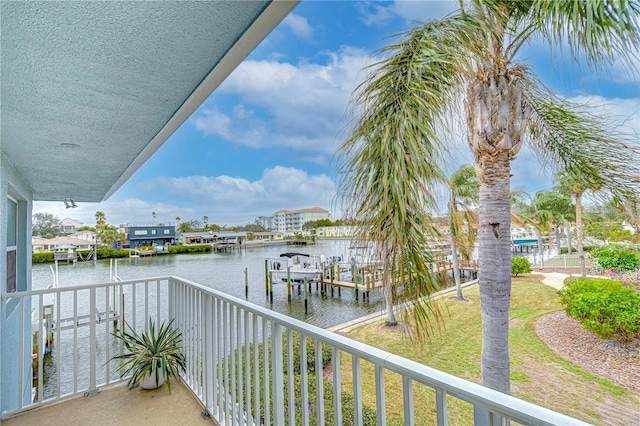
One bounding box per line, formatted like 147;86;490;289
60;218;83;234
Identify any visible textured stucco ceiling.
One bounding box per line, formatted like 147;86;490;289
1;1;296;202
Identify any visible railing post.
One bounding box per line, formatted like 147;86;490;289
168;277;175;321
88;287;97;393
332;348;342;425
402;376;414;425
375;365;386;426
272;323;285;425
435;388;448;426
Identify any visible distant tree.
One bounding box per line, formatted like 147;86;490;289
178;220;200;233
202;216;209;231
32;213;63;238
152;211;157;224
556;171;603;276
446;165;479;301
518;192;556;267
302;218;334;230
532;189;574;256
175;216;181;226
242;223;268;232
78;225;96;232
95;211;107;229
97;225;119;247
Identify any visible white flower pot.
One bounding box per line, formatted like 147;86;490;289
140;369;166;390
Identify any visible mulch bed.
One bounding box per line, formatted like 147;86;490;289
535;311;640;392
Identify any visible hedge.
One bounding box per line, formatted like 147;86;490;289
591;245;640;272
167;244;212;254
559;277;640;343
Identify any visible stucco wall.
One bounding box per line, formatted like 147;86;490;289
1;153;34;415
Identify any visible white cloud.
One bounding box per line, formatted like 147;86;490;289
357;1;457;27
189;47;373;163
33;199;195;228
136;166;338;223
283;13;313;39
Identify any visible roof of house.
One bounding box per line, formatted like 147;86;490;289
180;232;247;238
273;207;330;215
32;236;96;246
2;1;296;202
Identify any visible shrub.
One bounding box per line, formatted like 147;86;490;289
591;245;640;272
511;257;532;276
167;244;212;254
560;245;598;254
96;247;130;259
558;277;640;343
32;252;55;263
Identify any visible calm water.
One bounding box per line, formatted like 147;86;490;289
32;240;386;329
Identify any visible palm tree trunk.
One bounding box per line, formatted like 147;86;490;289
565;219;573;254
382;252;397;325
554;224;561;256
535;228;544;267
476;153;512;394
576;192;586;277
450;238;464;299
384;285;397;325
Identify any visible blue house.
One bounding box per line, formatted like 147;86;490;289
124;225;176;248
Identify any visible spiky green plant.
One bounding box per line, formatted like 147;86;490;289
111;318;186;393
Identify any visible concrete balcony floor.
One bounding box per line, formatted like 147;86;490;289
3;380;215;426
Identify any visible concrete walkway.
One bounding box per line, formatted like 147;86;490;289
531;271;570;290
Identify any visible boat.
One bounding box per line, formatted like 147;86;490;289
338;246;381;270
267;252;323;283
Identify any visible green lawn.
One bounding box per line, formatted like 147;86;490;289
342;276;640;425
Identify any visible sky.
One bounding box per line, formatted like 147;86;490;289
34;0;640;228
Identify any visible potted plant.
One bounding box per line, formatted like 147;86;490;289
111;318;186;393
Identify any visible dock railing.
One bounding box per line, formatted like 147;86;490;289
2;275;588;425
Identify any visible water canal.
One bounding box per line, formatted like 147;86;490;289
32;240;386;330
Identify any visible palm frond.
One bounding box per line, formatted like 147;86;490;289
526;0;640;69
522;80;640;208
338;16;486;339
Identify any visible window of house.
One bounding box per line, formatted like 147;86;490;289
164;229;170;235
151;229;157;235
6;197;17;293
134;230;148;236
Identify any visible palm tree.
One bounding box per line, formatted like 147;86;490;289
152;211;157;224
95;211;106;229
202;216;209;232
447;165;479;301
555;171;603;276
517;191;555;267
97;225;119;247
338;1;640;394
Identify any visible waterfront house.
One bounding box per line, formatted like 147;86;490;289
60;217;83;234
124;224;176;248
31;236;95;253
178;231;246;248
1;2;585;425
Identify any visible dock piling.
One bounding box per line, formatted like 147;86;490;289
287;266;292;301
244;267;248;298
264;260;269;296
269;271;274;304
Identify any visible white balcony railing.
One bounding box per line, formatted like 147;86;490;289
2;276;588;425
